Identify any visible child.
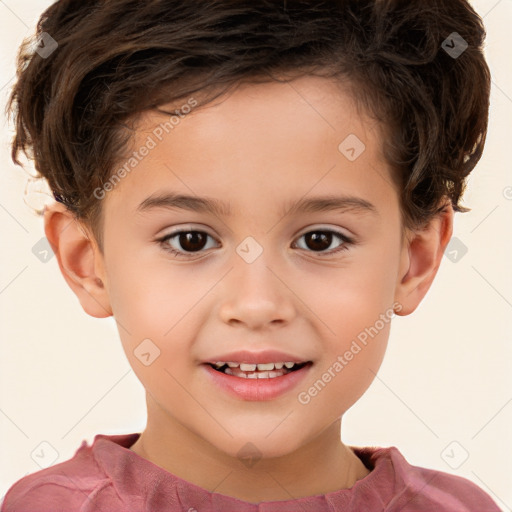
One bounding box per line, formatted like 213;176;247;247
2;0;502;510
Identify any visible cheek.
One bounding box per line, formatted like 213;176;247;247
105;243;204;332
299;246;399;335
101;262;182;386
297;320;391;422
292;241;398;412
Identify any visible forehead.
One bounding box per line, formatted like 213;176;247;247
105;75;394;218
147;75;383;154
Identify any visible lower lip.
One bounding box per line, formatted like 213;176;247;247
202;363;312;401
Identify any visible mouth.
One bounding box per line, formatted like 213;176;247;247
202;360;313;401
206;361;311;379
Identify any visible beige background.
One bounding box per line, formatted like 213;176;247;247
0;0;511;508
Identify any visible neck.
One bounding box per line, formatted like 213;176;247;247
130;395;370;503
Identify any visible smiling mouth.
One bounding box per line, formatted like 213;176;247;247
207;361;311;379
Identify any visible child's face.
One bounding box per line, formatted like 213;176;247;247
70;75;429;458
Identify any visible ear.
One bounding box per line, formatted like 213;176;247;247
43;201;113;318
394;202;454;316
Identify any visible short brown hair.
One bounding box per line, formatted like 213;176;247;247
6;0;491;251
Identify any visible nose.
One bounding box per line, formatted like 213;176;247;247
217;254;297;331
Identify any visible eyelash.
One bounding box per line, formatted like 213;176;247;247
156;228;354;259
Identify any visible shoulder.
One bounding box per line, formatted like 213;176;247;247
1;472;109;512
359;446;502;512
1;434;139;512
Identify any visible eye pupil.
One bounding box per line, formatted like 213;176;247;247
163;229;347;258
179;232;207;252
305;232;331;251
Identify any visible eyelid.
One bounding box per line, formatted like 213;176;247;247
156;224;356;259
158;224;353;241
294;224;356;246
296;224;352;237
158;224;217;239
156;226;221;259
293;226;354;251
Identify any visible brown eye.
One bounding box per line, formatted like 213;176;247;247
176;232;208;252
303;232;332;251
159;230;218;257
294;229;352;255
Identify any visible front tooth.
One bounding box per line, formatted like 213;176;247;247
227;362;240;368
257;363;275;371
240;363;257;371
284;362;295;369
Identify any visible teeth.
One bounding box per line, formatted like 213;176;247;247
239;363;257;371
211;360;308;379
224;367;287;379
256;363;274;371
212;361;298;371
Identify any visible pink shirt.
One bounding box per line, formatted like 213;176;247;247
1;433;500;511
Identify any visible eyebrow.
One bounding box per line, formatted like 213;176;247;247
136;192;378;218
137;193;232;217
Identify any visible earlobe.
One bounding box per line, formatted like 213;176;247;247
43;201;113;318
394;203;454;316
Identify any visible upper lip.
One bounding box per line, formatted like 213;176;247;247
202;349;312;365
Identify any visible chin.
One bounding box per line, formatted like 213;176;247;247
211;430;306;463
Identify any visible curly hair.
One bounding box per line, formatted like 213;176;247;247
6;0;491;252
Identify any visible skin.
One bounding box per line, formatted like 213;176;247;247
44;75;453;503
